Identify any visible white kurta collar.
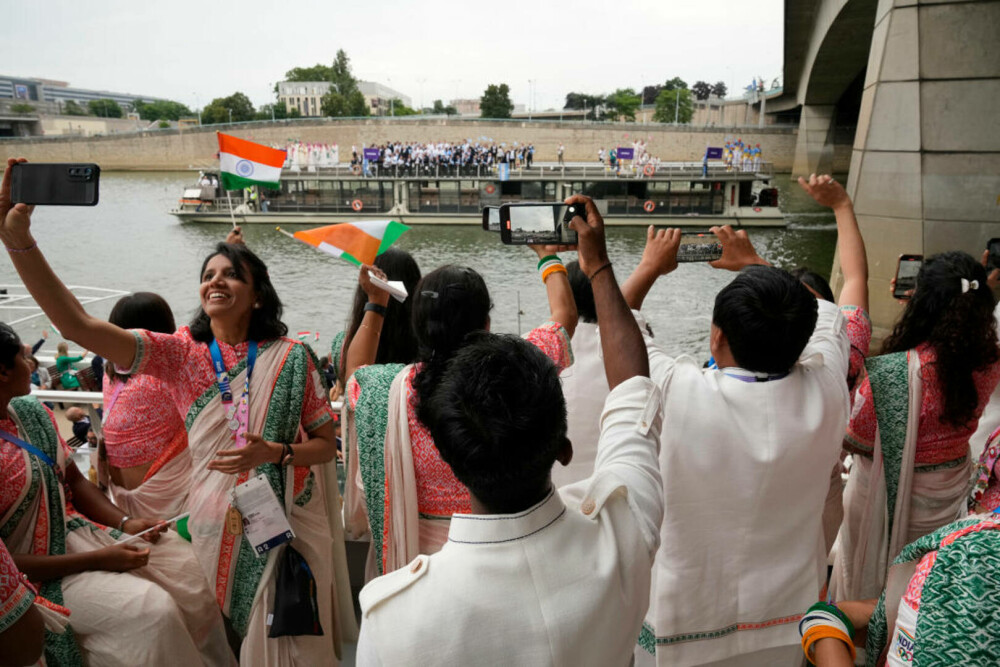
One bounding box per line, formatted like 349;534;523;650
447;487;566;545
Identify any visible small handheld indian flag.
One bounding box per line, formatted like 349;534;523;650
218;133;286;191
278;220;409;266
297;331;311;341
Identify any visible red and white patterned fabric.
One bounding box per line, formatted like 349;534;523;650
348;322;573;516
846;343;1000;465
0;412;74;518
0;538;34;631
103;375;187;469
130;326;332;433
841;305;872;393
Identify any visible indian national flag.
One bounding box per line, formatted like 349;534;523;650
297;331;311;341
218;133;286;190
291;220;409;266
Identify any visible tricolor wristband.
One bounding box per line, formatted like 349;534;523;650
537;255;566;282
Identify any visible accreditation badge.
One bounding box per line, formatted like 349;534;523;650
232;474;295;556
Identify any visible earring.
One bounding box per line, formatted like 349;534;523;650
253;302;261;309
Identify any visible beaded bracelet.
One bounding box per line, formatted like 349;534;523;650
537;255;567;283
5;241;37;253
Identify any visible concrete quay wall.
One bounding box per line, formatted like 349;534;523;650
0;117;834;173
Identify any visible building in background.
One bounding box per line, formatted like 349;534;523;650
0;74;171;113
277;80;412;117
450;98;480;116
357;81;411;115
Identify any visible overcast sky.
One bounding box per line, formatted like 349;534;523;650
4;0;783;111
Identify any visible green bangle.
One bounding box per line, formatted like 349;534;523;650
807;601;855;640
536;254;560;270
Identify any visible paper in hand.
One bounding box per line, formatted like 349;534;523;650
369;274;408;302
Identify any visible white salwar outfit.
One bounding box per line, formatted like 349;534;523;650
555;322;611;487
357;377;664;666
638;300;851;666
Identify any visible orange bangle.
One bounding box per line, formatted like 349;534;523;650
802;626;855;664
541;264;568;282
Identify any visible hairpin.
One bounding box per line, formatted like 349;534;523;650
420;290;439;299
961;278;980;293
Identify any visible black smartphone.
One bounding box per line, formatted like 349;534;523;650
499;203;580;245
987;238;1000;271
10;163;100;206
893;254;923;299
482;206;500;232
677;231;723;263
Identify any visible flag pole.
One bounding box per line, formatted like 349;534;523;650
275;227;297;240
225;190;237;229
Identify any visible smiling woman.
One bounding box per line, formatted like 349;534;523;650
0;158;357;665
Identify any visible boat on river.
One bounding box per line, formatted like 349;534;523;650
170;162;784;227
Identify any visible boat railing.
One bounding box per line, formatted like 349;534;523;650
277;161;775;182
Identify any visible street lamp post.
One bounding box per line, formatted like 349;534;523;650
228;108;233;124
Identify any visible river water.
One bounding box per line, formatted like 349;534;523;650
1;171;838;360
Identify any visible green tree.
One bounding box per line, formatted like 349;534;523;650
563;92;604;120
431;99;458;115
88;99;123;118
605;88;641;122
711;81;728;98
653;88;694;124
641;85;662;105
663;77;688;92
387;98;418;116
255;100;294;121
62;100;87;116
134;99;193;121
319;50;369;117
201;92;255;124
282;64;334;83
691;81;712;101
480;84;513;119
157;120;171;129
9;103;34;114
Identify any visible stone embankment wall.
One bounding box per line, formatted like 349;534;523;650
0;117;843;173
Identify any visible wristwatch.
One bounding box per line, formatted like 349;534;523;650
363;302;388;317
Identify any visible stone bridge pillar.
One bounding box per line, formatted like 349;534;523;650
791;105;837;177
834;0;1000;335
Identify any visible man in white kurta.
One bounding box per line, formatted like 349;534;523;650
630;230;851;666
357;195;663;666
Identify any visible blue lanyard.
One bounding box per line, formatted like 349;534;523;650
0;428;56;469
208;339;257;407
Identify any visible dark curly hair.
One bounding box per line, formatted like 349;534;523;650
412;266;492;428
882;251;998;427
340;248;422;380
189;243;288;343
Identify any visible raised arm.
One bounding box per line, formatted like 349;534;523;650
620;225;681;310
529;246;578;338
0;159;136;370
344;264;391;382
799;174;868;311
566;195;647;387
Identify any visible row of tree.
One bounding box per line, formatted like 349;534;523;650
563;78;728;124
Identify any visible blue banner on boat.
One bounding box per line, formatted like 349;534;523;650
499;163;510;182
705;147;724;159
616;147;635;160
363;148;380;161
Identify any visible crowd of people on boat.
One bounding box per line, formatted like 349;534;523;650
350;139;536;176
2;154;1000;666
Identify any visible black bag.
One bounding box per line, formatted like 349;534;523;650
268;545;324;637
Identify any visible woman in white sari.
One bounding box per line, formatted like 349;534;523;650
831;251;1000;601
0;159;356;665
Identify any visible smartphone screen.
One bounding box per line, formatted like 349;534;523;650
987;238;1000;271
894;255;923;299
482;206;500;232
499;204;578;245
677;232;723;263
